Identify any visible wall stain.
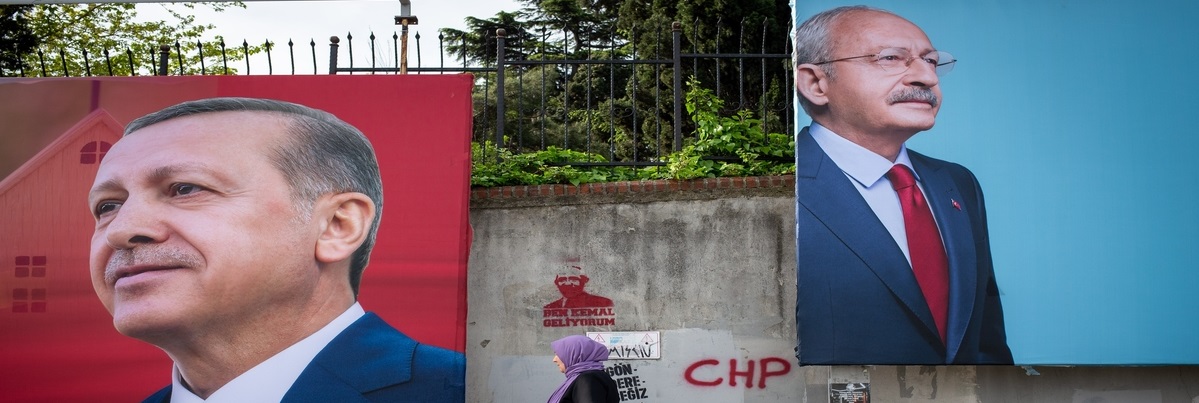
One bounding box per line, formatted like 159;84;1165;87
897;366;939;399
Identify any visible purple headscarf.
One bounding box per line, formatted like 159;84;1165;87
547;335;610;403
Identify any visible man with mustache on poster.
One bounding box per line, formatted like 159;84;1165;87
86;97;465;401
792;6;1012;364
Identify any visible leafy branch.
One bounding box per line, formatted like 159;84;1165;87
471;76;794;187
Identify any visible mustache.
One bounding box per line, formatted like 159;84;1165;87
105;247;202;283
887;88;939;107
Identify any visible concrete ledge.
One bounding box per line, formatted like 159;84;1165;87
470;175;796;209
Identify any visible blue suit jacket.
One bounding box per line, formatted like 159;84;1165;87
142;313;465;402
795;127;1012;365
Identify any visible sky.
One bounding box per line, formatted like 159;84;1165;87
135;0;522;73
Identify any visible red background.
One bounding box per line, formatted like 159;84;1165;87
0;75;472;402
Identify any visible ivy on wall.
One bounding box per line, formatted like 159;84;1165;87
471;77;795;187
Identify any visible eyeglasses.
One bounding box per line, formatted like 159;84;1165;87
812;48;957;77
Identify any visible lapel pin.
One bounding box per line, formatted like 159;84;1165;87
952;199;961;211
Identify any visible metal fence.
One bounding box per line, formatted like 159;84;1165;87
7;19;794;167
401;19;796;167
6;39;310;77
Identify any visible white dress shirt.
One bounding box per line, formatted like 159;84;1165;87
170;303;366;403
809;122;938;266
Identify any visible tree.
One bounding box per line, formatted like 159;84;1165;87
0;5;39;75
6;2;263;77
447;0;792;163
440;11;533;68
619;0;793;152
520;0;623;53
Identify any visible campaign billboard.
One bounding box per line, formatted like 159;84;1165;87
793;0;1199;365
0;75;473;400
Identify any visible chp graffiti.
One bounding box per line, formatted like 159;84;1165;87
606;362;651;401
683;357;792;389
543;264;616;327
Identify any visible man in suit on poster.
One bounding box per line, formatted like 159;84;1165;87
87;97;465;401
792;6;1012;364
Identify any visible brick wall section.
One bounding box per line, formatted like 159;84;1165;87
470;175;796;209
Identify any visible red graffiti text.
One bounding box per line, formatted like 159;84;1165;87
683;357;792;389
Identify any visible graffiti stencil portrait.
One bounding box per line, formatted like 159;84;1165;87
543;262;617;328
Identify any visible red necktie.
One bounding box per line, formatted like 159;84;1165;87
887;164;949;344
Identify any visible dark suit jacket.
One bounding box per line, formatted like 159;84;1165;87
142;313;465;402
795;127;1012;365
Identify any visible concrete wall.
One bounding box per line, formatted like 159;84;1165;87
466;178;1199;402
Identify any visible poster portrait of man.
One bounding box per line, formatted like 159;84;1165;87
0;75;473;400
793;0;1199;365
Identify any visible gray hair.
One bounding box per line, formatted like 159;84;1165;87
793;5;896;114
125;97;384;296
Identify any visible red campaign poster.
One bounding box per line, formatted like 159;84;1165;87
0;75;472;402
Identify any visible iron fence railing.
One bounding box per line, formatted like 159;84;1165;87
332;19;795;167
6;39;319;77
5;19;793;168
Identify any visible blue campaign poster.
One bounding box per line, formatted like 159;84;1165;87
793;0;1199;364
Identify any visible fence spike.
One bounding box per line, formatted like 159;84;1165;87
438;32;445;72
761;17;768;133
219;38;228;75
692;17;700;74
242;40;250;74
174;41;183;75
58;49;68;77
494;28;506;150
198;40;206;75
674;21;684;152
393;32;400;72
265;39;273;75
739;17;747;109
609;26;616;159
346;32;354;73
369;32;376;73
82;48;92;76
289;39;296;75
103;48;113;76
715;17;722;97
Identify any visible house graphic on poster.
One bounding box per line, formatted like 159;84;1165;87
0;110;122;316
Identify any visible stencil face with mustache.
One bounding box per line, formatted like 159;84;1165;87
797;9;943;160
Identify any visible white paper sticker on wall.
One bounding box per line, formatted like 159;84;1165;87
587;331;661;360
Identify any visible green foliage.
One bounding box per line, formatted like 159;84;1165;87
1;6;38;75
665;76;794;180
8;3;261;77
440;11;531;68
472;77;793;187
447;0;791;160
472;141;642;187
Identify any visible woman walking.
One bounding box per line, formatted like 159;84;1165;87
546;335;620;403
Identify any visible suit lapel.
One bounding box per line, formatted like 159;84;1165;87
282;313;416;402
796;129;941;340
910;154;978;363
141;386;171;403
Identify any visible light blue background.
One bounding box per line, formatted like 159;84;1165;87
794;0;1199;364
